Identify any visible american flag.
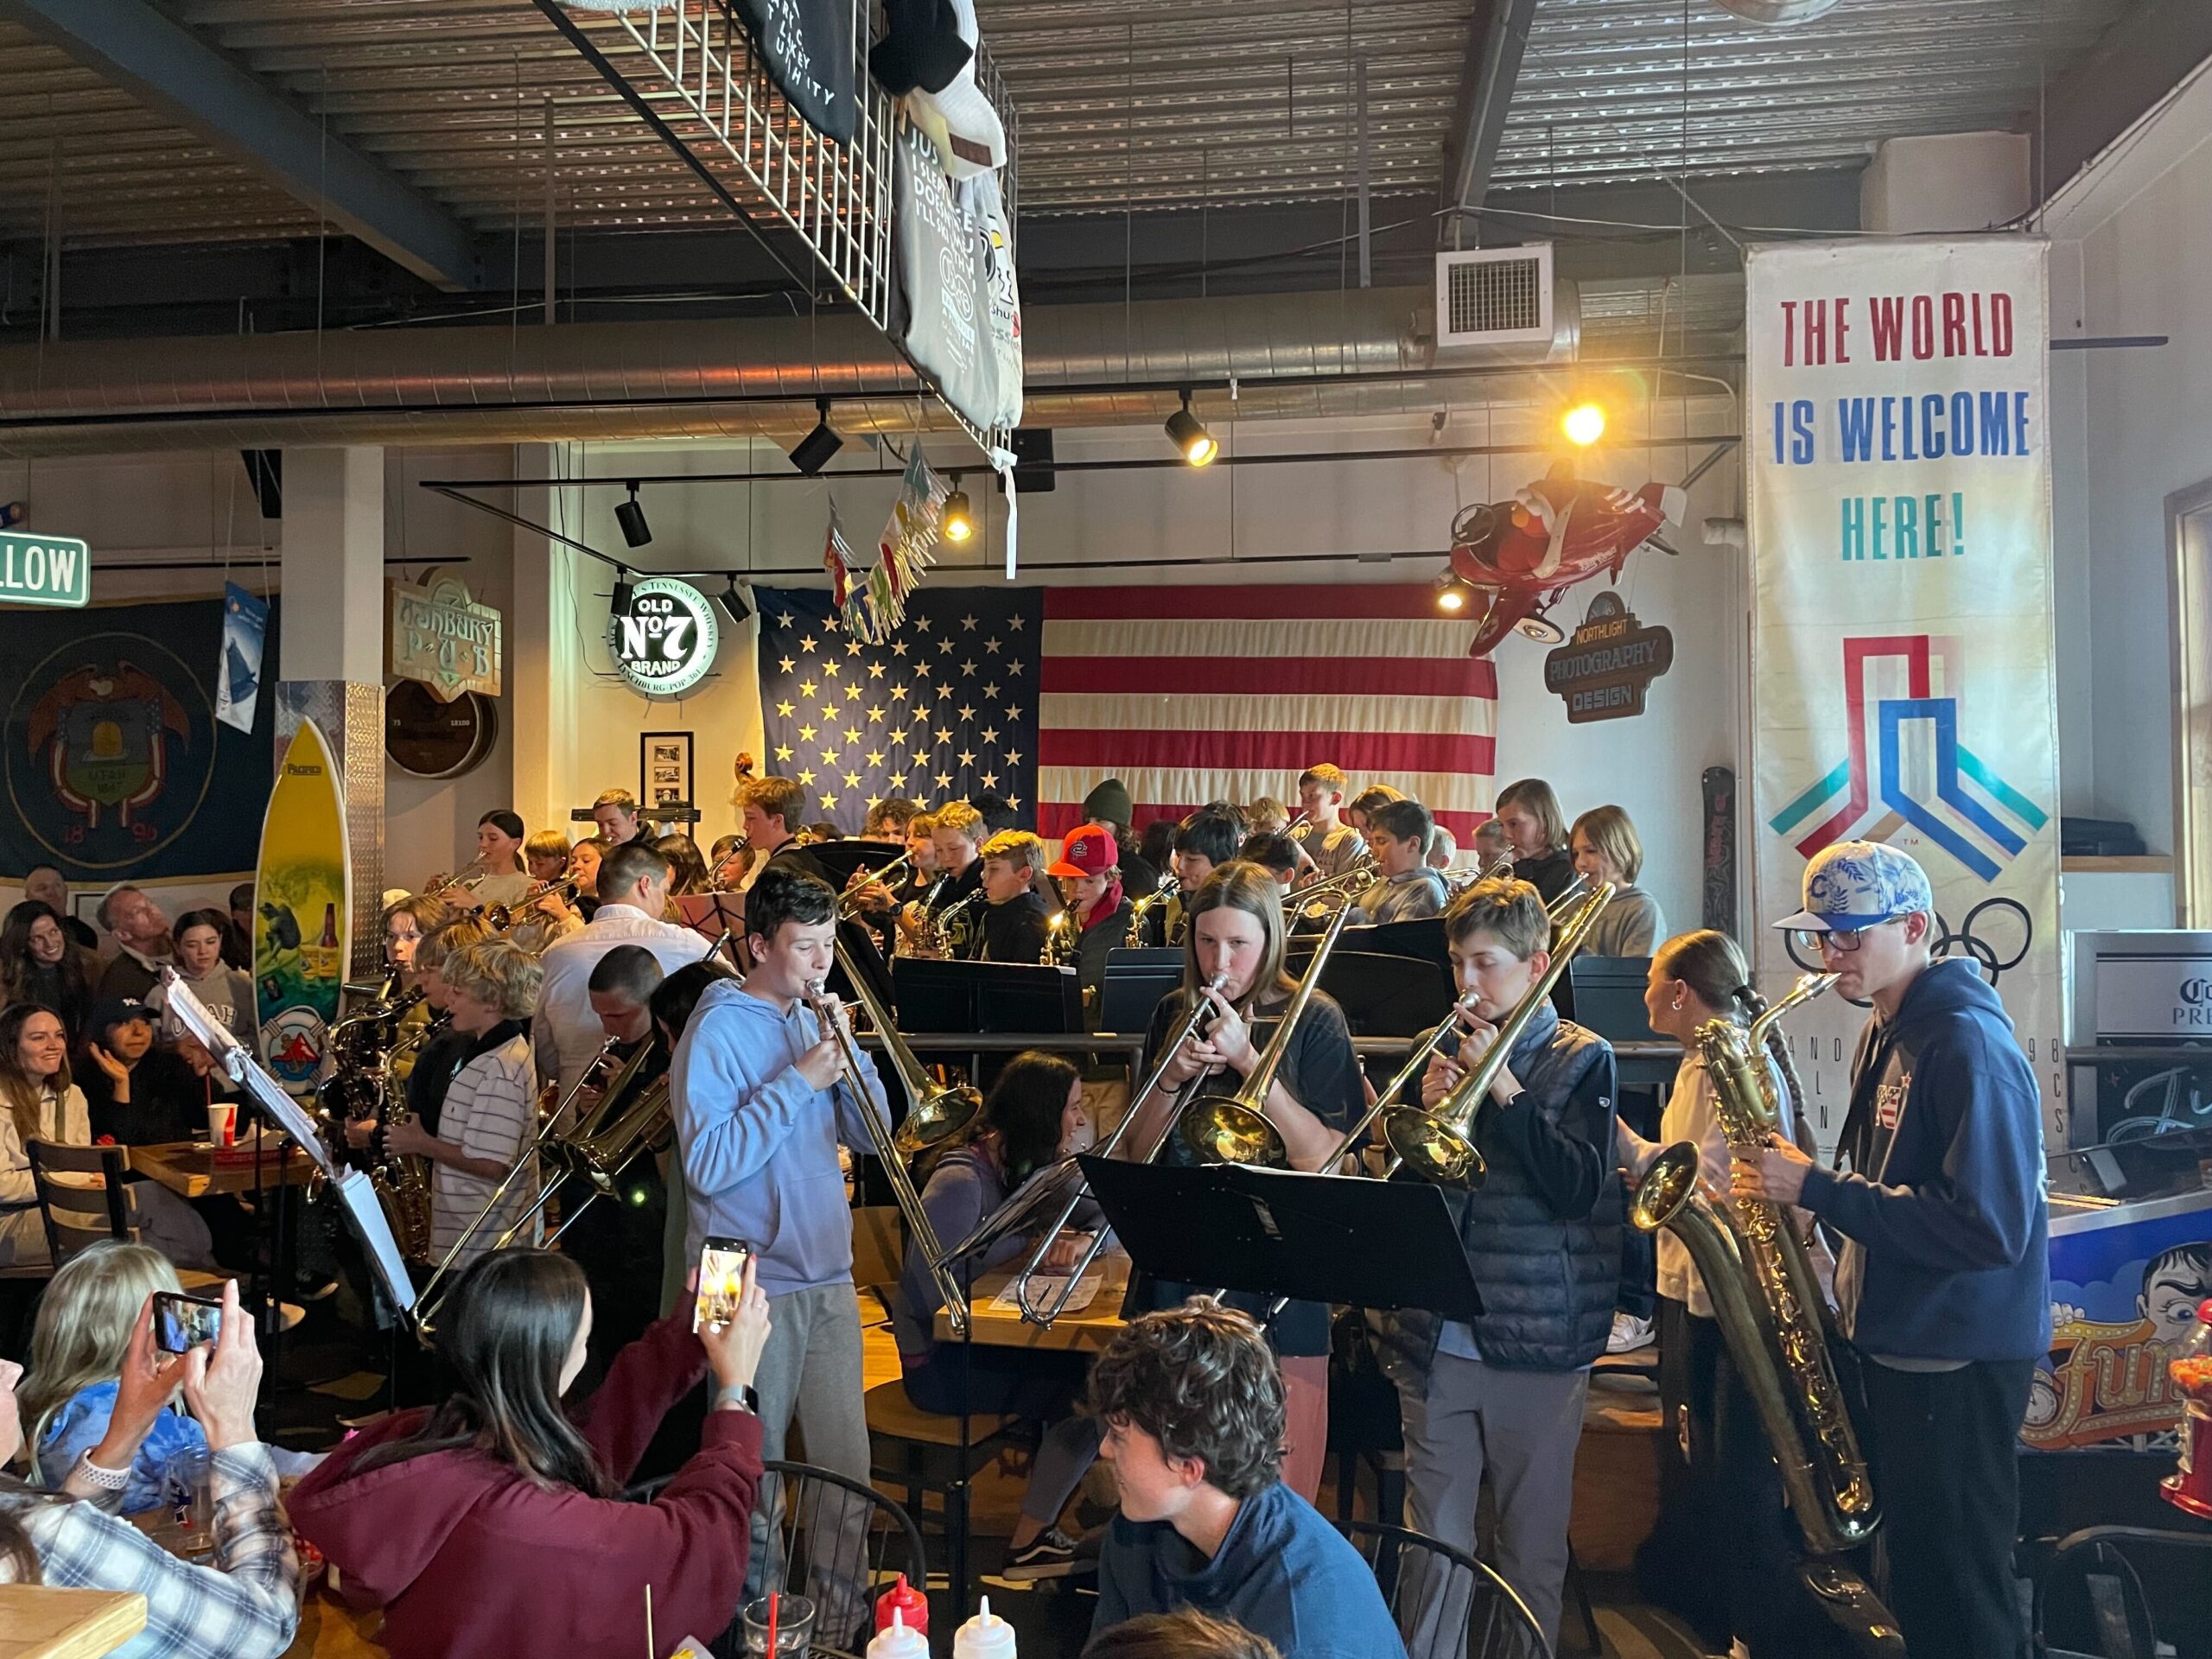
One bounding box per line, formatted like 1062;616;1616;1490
756;584;1045;833
1035;583;1497;840
755;582;1497;841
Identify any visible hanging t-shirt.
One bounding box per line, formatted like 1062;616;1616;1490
730;0;856;144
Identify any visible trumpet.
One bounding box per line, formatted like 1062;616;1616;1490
480;873;581;931
421;856;490;900
837;849;912;918
1123;870;1179;948
1175;902;1354;1166
1009;971;1230;1325
1376;882;1615;1186
809;963;975;1335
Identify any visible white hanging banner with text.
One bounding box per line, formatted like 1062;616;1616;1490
1747;237;2063;1149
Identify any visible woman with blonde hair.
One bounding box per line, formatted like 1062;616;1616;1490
385;939;542;1267
1571;804;1664;957
1114;861;1362;1503
24;1242;322;1512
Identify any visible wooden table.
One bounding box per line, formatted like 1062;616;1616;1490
128;1139;320;1200
126;1509;385;1659
0;1587;144;1659
934;1258;1130;1354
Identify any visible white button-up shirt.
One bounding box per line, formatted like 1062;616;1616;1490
531;904;714;1103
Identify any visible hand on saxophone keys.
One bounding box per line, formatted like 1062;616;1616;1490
344;1116;378;1151
384;1116;436;1160
1731;1131;1815;1205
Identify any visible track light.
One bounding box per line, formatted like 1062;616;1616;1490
1165;391;1217;467
611;568;635;614
789;397;844;475
614;480;652;548
1433;571;1471;613
1562;402;1606;448
717;574;752;625
942;477;974;543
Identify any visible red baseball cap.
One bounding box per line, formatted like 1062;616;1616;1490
1048;824;1119;879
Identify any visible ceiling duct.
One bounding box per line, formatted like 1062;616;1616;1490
1707;0;1843;22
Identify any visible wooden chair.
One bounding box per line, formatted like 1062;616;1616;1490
25;1140;130;1266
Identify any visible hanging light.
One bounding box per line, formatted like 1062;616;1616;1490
1561;402;1607;448
1433;571;1471;613
1165;391;1217;467
942;477;975;543
614;480;652;548
789;397;844;475
610;569;635;614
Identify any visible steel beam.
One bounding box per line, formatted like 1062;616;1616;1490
3;0;477;290
2037;0;2212;200
1438;0;1541;243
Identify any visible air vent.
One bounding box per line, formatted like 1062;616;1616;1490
1435;245;1555;350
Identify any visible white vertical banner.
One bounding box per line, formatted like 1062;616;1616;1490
1747;238;2064;1150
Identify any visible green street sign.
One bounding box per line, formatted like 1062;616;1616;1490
0;532;91;608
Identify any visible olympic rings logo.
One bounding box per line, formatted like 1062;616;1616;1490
1781;895;2034;1007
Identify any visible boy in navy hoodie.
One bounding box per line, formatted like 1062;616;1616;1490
1738;841;2049;1659
1089;1299;1405;1659
671;863;887;1641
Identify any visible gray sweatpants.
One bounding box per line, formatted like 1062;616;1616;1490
746;1282;873;1641
1395;1352;1590;1652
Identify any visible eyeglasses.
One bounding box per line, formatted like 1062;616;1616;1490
1792;920;1897;954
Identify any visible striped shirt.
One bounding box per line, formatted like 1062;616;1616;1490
430;1033;537;1263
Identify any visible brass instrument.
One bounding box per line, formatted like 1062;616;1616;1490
368;1017;438;1260
1123;871;1179;948
830;938;982;1155
808;968;973;1336
1176;902;1355;1166
414;1036;643;1330
1545;874;1590;918
838;849;912;918
421;856;490;900
480;873;581;931
322;981;439;1259
1042;909;1077;969
1377;882;1614;1186
1630;972;1880;1558
1283;856;1376;923
912;886;984;960
1010;972;1230;1325
1446;851;1518;894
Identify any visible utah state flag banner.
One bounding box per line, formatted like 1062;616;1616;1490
1747;238;2061;1148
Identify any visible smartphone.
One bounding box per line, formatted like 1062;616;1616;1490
152;1291;223;1354
694;1235;753;1332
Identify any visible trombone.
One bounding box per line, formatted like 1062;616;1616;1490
1283;858;1376;923
810;950;977;1335
1376;882;1615;1186
1009;971;1230;1325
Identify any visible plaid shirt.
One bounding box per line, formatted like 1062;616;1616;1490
16;1443;301;1659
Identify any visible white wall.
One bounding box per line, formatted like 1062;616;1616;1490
537;397;1742;938
2044;57;2212;854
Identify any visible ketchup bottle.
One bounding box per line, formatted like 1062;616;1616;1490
874;1573;928;1638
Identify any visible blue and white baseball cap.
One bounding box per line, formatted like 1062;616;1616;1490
1773;840;1934;932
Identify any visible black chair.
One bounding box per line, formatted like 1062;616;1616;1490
627;1457;928;1656
25;1140;130;1265
2030;1524;2212;1659
1335;1516;1553;1659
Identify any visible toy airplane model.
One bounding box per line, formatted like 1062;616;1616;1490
1448;461;1687;657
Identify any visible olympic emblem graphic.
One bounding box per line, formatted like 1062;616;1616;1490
1768;634;2047;882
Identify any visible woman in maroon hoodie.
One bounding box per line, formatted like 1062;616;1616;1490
290;1248;770;1658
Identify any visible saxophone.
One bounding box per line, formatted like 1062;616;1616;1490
1630;972;1879;1559
370;1015;438;1262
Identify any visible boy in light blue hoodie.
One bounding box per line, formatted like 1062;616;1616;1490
670;863;887;1640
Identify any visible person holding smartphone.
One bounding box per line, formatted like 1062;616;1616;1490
291;1248;772;1659
0;1278;303;1659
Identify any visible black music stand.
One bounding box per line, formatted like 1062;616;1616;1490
1099;946;1182;1033
1319;950;1452;1036
893;958;1081;1033
807;838;909;887
1077;1156;1483;1320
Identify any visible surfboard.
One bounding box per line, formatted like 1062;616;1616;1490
255;719;350;1094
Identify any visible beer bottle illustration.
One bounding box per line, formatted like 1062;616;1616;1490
306;901;341;982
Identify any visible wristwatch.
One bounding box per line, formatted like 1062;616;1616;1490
715;1382;760;1415
73;1451;132;1492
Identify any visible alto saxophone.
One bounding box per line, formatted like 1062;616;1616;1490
1630;973;1879;1559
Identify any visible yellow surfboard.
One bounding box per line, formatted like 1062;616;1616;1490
255;720;350;1094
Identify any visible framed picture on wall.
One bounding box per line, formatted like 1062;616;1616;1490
640;731;694;813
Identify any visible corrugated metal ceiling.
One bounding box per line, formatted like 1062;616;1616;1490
0;0;2140;253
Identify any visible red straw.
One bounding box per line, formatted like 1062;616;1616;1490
766;1591;779;1655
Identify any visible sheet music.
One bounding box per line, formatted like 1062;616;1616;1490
992;1268;1105;1315
334;1169;418;1316
156;970;337;1179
